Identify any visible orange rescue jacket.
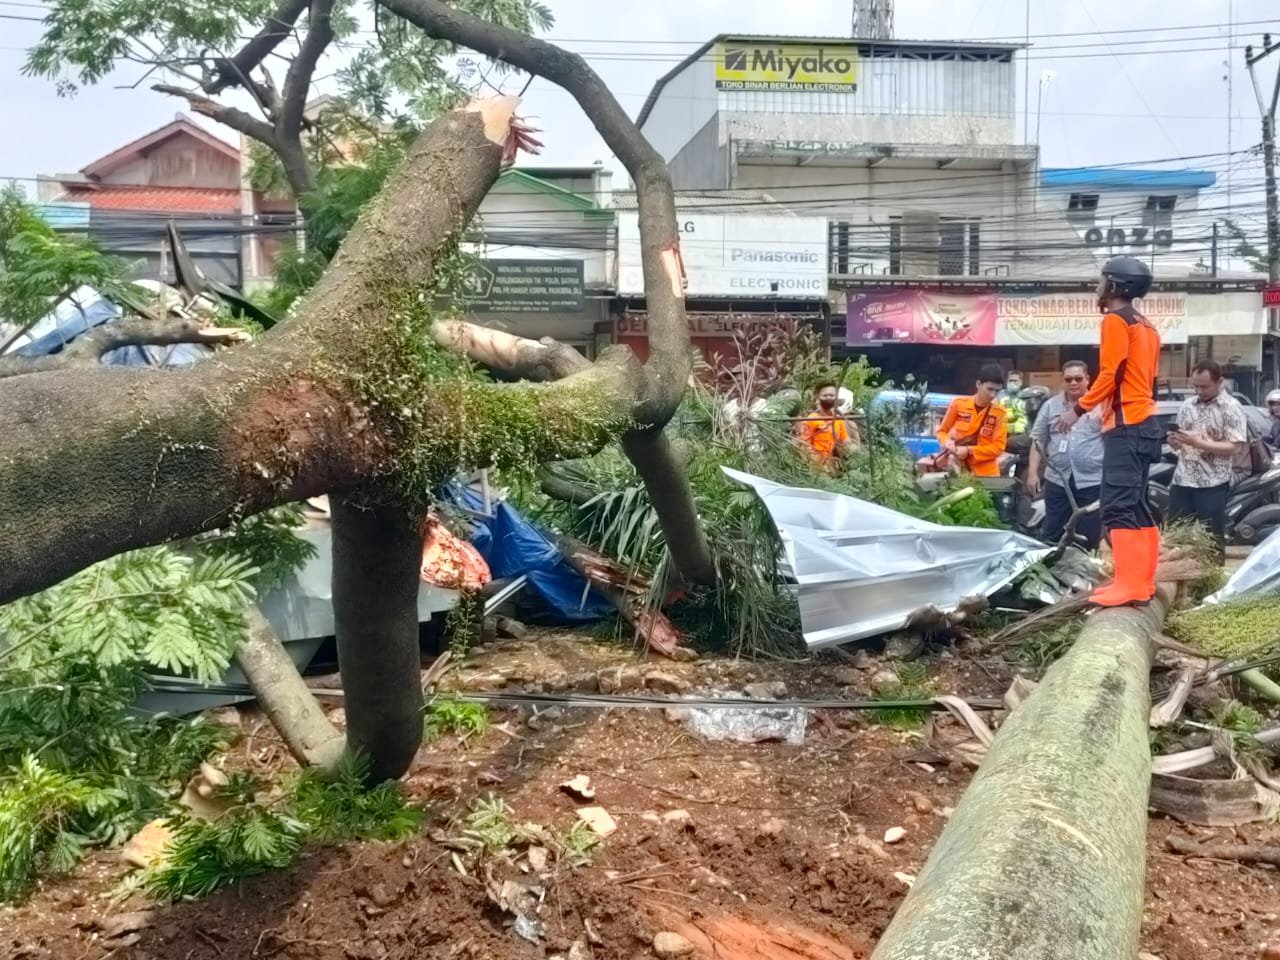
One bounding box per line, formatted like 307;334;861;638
936;397;1008;477
1074;305;1161;430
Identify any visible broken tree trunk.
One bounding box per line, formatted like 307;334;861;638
871;591;1170;960
236;607;345;771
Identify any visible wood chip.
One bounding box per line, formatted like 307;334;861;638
576;806;618;838
559;774;596;801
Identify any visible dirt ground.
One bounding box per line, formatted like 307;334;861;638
2;632;1279;960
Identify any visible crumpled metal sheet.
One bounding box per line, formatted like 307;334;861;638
724;468;1052;648
1204;525;1280;604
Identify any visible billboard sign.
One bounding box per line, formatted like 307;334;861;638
616;213;828;299
845;290;997;345
714;40;858;93
460;259;584;313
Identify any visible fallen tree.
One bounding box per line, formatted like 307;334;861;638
0;6;713;781
872;591;1171;960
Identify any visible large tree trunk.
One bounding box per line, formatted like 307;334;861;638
0;98;632;605
871;594;1169;960
330;498;425;781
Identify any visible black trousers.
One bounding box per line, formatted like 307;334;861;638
1100;422;1162;530
1168;482;1230;545
1043;480;1102;549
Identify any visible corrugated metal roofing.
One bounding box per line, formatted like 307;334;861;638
59;185;242;213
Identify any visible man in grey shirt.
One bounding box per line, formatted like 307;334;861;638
1028;360;1105;548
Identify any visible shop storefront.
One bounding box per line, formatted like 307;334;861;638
837;285;1266;396
606;211;830;366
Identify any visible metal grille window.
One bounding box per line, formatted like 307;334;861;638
1144;195;1177;230
1067;193;1099;223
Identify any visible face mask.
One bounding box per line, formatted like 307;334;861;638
819;398;837;411
1006;382;1022;395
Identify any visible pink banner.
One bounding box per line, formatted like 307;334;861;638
846;290;997;346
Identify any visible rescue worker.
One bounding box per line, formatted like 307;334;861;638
1053;256;1162;607
796;380;855;472
935;363;1010;477
997;370;1029;435
1266;389;1280;448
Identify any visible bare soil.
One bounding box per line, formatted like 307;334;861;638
2;632;1278;960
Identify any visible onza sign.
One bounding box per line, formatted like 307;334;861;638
1082;226;1174;248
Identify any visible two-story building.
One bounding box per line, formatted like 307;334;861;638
37;114;295;290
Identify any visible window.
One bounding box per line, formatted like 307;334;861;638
830;221;851;274
1067;193;1099;222
1144;195;1176;230
939;219;981;276
888;222;902;276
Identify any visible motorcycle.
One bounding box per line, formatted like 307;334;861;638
1148;458;1280;546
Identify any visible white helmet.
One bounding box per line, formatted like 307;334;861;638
1268;389;1280;406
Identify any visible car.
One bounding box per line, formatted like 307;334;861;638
869;389;962;460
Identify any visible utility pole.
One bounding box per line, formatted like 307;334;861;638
1246;34;1280;388
851;0;893;39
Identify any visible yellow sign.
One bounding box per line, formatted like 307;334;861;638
714;40;858;93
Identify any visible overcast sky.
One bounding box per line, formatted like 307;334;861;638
0;0;1276;224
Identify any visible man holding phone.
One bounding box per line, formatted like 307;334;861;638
1168;359;1248;552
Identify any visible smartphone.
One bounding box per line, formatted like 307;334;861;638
1164;422;1182;435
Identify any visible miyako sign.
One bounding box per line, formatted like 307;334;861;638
715;40;858;93
616;213;829;299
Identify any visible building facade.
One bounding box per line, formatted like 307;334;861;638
37;115;293;290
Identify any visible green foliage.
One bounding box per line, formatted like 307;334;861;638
288;753;424;844
1216;699;1265;736
143;805;306;900
459;794;538;855
0;547;256;684
199;505;317;592
1222;218;1269;275
143;754;423;901
0;755;104;901
928;482;1003;529
1166;596;1280;660
868;662;934;731
423;694;489;741
0;185;125;334
1005;620;1082;669
443;592;483;660
558;820;601;867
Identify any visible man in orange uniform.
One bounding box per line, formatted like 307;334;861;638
796;380;854;472
935;363;1009;477
1054;256;1162;606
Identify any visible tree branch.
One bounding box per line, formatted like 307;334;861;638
206;0;311;95
268;0;336;196
0;318;250;379
431;318;590;381
152;84;280;148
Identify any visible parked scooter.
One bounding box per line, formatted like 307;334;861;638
1148;458;1280;546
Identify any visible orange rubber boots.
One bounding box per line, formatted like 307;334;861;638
1089;527;1159;607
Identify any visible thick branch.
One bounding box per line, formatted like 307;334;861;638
236;606;345;770
433;320;716;586
206;0;310;95
266;0;335;196
153;84;279;149
871;592;1172;960
0;318;249;379
432;318;590;381
375;0;691;420
0;98;516;604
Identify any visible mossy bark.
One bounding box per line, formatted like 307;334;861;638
871;595;1169;960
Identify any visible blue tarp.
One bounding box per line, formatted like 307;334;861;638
449;484;613;622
